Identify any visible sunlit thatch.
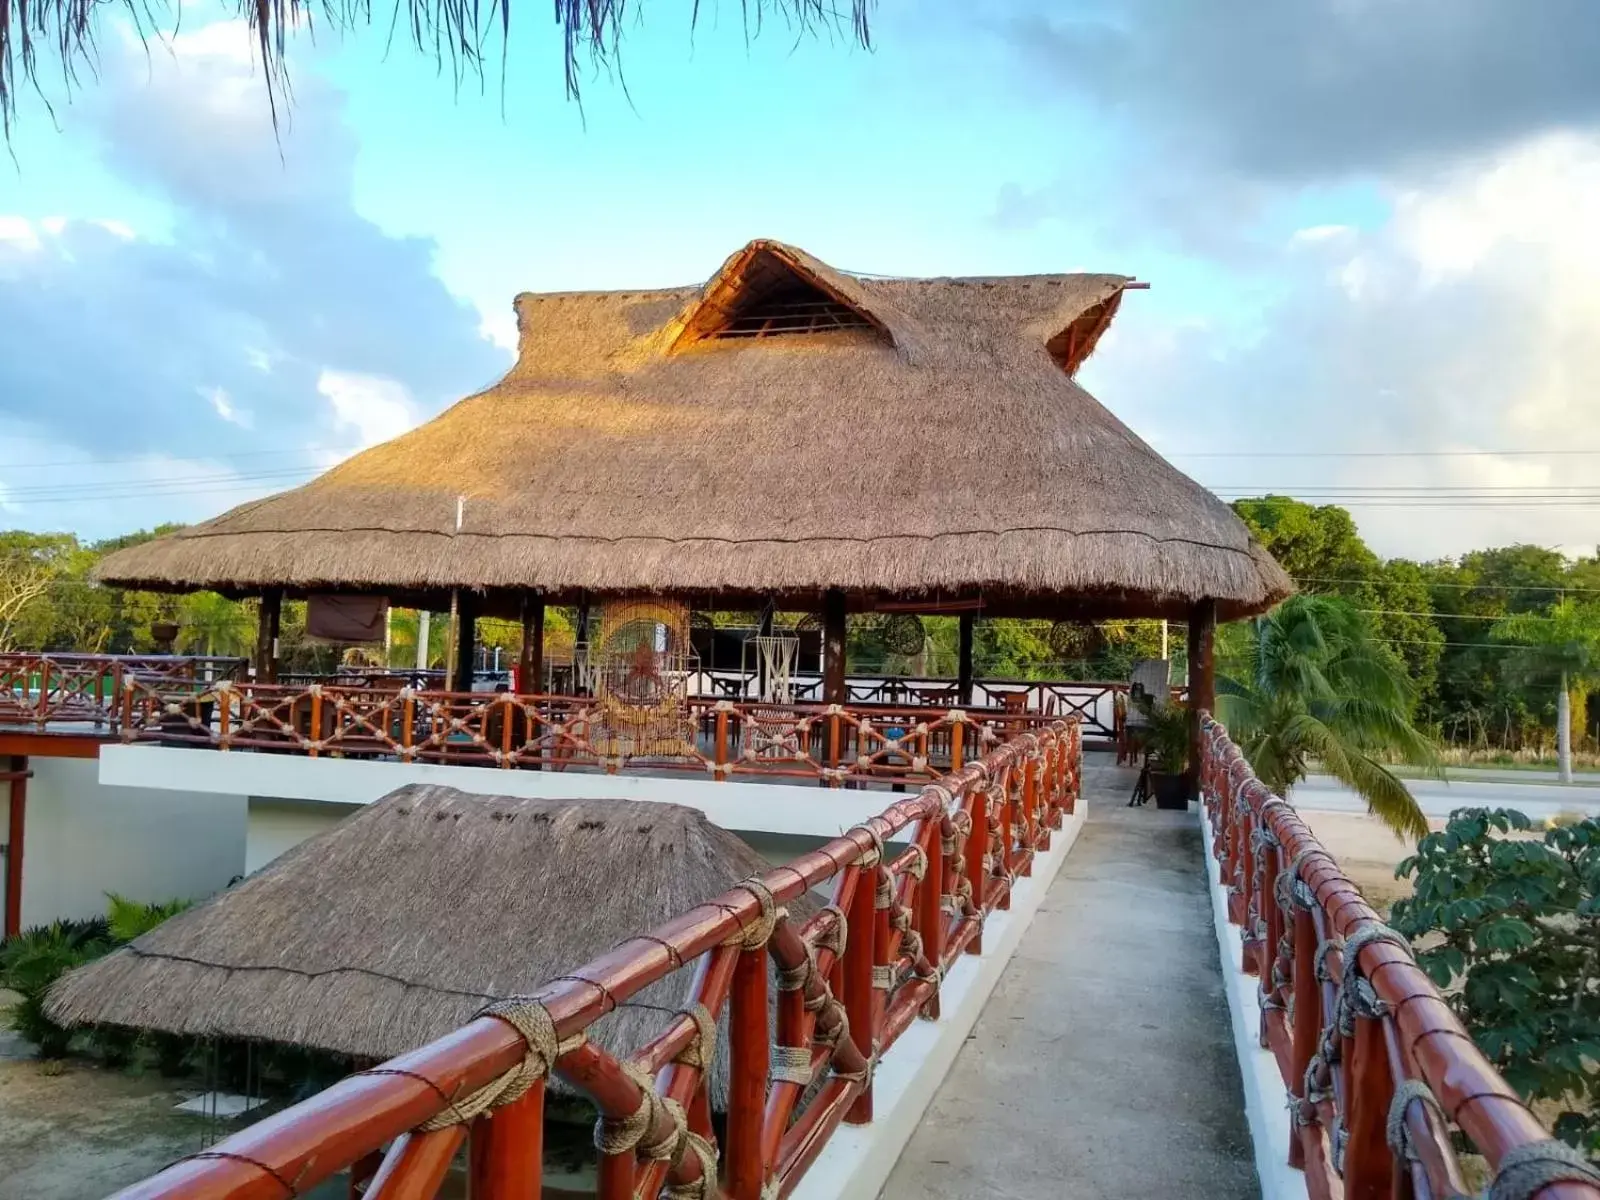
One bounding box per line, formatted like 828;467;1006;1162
96;239;1292;620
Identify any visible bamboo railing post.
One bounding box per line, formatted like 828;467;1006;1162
917;823;944;1020
34;658;49;728
1342;1009;1398;1200
1288;906;1319;1170
827;711;841;788
726;945;769;1198
950;721;964;772
997;774;1014;910
715;706;730;782
308;689;322;759
964;785;987;954
843;845;878;1125
468;1083;544;1199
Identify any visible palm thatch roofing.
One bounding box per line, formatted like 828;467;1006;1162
96;239;1291;620
47;787;809;1104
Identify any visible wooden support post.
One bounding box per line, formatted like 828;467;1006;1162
822;589;847;706
756;603;775;702
957;611;975;706
725;946;769;1198
576;596;592;696
255;590;282;683
451;590;478;694
1187;599;1217;799
468;1082;544;1199
518;597;544;694
5;756;27;939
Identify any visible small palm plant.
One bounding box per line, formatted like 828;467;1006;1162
1218;594;1438;839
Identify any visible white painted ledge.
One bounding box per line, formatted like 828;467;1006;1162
98;745;895;839
1200;801;1310;1200
791;798;1090;1200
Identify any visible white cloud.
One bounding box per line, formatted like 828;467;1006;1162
0;217;40;251
202;386;253;429
317;370;421;450
1084;131;1600;560
0;20;508;538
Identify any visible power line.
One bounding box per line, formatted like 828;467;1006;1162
1177;449;1600;459
0;448;317;471
1295;575;1600;595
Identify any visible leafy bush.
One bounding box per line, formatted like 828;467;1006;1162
0;921;112;1057
1392;808;1600;1156
106;893;191;944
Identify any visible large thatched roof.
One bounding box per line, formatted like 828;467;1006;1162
96;239;1291;619
47;787;806;1103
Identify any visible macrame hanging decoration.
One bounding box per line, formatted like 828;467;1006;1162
750;635;800;704
591;599;698;760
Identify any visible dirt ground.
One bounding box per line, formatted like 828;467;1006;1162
1297;809;1446;914
0;1041;210;1200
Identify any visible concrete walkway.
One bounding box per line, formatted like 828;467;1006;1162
881;757;1259;1199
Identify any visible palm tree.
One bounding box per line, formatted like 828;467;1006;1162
2;1;872;131
1218;594;1438;840
177;592;255;657
1491;599;1600;783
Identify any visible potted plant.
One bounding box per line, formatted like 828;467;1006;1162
1138;699;1192;810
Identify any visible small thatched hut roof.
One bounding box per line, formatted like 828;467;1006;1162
48;787;806;1103
96;239;1290;620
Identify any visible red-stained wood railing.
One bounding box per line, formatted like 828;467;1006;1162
0;653;244;731
1200;715;1600;1200
111;676;1058;786
105;720;1081;1200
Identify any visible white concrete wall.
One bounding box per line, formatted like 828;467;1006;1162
100;745;900;839
14;756;246;928
1200;801;1311;1200
245;797;362;875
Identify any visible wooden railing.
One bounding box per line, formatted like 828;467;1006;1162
114;677;1058;785
1200;715;1600;1200
108;720;1081;1199
0;653;245;731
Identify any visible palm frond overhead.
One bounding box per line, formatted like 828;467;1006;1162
1217;593;1434;839
1;0;874;132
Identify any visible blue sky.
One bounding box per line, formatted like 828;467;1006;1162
2;1;1599;558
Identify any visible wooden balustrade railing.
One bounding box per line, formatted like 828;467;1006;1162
114;678;1061;785
108;720;1082;1200
0;653;245;731
1201;715;1600;1200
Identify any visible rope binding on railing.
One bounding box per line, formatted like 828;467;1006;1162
416;998;580;1131
1488;1140;1600;1200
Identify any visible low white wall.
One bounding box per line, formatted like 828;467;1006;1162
792;800;1090;1200
100;746;902;838
1200;801;1310;1200
16;756;246;927
245;797;363;875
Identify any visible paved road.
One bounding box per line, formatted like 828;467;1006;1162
1295;774;1600;823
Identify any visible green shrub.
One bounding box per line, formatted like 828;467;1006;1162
106;893;191;944
0;922;112;1058
1393;808;1600;1157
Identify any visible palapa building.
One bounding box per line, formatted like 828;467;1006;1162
96;239;1290;733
